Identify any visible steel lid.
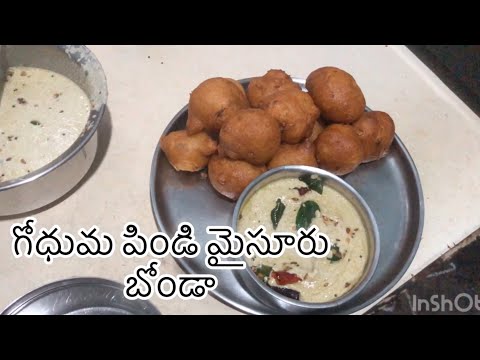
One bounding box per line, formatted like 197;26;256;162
2;278;161;315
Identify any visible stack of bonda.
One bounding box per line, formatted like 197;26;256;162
161;67;395;200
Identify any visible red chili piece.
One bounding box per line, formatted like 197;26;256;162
271;271;302;285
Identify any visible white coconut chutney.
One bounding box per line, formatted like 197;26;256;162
237;177;369;303
0;66;91;183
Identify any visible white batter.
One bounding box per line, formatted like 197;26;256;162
0;66;91;183
238;177;369;303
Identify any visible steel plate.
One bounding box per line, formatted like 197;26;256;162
150;78;424;314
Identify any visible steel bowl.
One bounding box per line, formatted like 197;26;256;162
232;165;380;312
0;45;107;216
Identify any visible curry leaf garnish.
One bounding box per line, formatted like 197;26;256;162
299;174;324;194
271;198;286;230
296;200;320;230
328;243;343;262
254;265;273;279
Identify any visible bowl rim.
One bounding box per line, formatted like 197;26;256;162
0;45;108;192
232;165;380;309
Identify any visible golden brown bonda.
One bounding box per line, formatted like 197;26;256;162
267;142;318;169
208;155;266;200
306;119;327;143
306;67;365;124
247;69;301;108
314;124;364;176
160;130;217;172
353;111;395;162
263;88;320;144
186;77;249;135
219;109;281;166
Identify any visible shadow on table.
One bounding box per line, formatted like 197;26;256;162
0;106;112;221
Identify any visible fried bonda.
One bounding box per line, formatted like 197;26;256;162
267;142;318;169
306;120;326;143
263;88;320;144
186;77;249;135
160;130;217;172
219;109;281;165
353;111;395;162
208;155;266;200
315;124;364;176
306;67;365;124
247;69;301;108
